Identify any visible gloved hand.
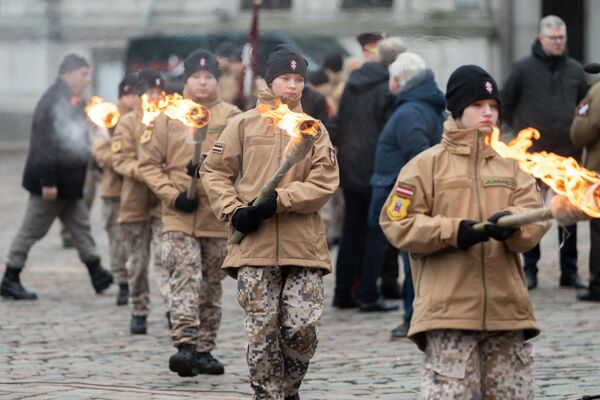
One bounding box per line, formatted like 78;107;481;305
232;191;279;234
457;220;490;250
186;160;200;178
484;211;518;241
174;191;198;213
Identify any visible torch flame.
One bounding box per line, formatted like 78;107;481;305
85;96;120;129
487;126;600;218
141;92;210;129
257;100;321;138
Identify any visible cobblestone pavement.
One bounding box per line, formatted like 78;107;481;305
1;149;599;399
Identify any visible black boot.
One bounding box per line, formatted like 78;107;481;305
169;344;199;377
285;394;300;400
0;267;37;300
560;272;587;289
130;315;147;334
358;296;399;312
166;311;172;329
381;282;403;299
524;268;537;290
195;352;225;375
116;283;128;305
85;260;113;293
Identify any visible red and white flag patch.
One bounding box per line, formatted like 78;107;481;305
212;141;224;154
328;147;337;166
396;183;415;198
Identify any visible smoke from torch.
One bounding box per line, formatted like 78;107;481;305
230;100;321;244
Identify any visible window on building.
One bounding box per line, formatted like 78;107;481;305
341;0;393;9
241;0;292;10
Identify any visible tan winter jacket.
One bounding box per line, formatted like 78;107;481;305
380;117;550;351
92;104;130;199
571;81;600;172
138;89;241;237
111;109;160;223
200;87;340;276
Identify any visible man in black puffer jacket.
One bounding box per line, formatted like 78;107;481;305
331;36;406;308
501;15;588;291
1;54;113;300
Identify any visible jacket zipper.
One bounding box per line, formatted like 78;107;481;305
474;132;488;331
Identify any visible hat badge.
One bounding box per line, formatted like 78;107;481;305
155;78;161;86
200;57;206;67
484;81;493;94
290;59;297;71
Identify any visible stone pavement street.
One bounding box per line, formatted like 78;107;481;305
1;148;600;399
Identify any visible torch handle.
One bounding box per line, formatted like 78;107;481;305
186;126;208;200
473;208;554;232
230;159;293;244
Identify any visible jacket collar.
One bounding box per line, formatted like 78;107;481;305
182;86;220;108
441;117;496;158
531;39;567;69
257;86;303;112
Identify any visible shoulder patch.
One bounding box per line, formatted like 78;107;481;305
578;103;590;116
140;128;153;144
111;139;123;153
482;177;516;189
328;147;337;166
386;194;411;221
212;141;224;154
395;183;415;198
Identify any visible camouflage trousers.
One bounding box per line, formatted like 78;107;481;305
161;232;227;352
120;218;162;316
101;198;128;285
150;217;169;303
422;330;534;400
237;265;324;400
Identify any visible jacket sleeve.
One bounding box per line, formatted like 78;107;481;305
112;115;143;182
570;84;600;148
137;116;180;207
92;139;112;169
276;127;340;214
500;64;522;129
395;109;433;163
379;155;462;255
200;117;245;221
503;164;551;253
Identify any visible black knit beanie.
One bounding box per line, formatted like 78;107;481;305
58;54;90;75
264;44;308;85
118;73;138;98
184;49;220;82
445;65;501;118
135;70;164;94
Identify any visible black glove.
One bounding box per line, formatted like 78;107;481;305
457;220;490;250
232;192;279;234
186;160;200;178
484;211;518;241
249;191;279;220
174;191;198;213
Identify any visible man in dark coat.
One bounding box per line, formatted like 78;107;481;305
359;53;445;326
1;54;113;300
331;36;406;308
501;15;588;290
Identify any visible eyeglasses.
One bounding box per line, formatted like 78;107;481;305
543;34;566;42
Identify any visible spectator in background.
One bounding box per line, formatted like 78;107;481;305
359;52;445;324
215;41;244;109
331;36;406;309
501;15;588;290
1;54;113;300
321;53;346;115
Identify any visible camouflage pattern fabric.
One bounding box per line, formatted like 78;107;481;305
101;198;128;285
237;265;324;400
422;329;534;400
161;232;227;352
121;221;151;316
149;216;169;303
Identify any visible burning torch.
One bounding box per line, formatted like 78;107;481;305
141;93;211;199
85;96;120;130
230;101;322;244
474;126;600;232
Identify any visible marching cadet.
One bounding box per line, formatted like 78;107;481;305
92;73;139;306
380;65;550;399
200;45;339;400
111;70;166;334
138;50;241;377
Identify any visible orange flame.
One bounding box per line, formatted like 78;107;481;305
257;100;321;138
487;126;600;217
141;92;210;129
85;96;120;129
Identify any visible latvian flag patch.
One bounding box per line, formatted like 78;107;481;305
212;141;224;154
395;183;415;198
